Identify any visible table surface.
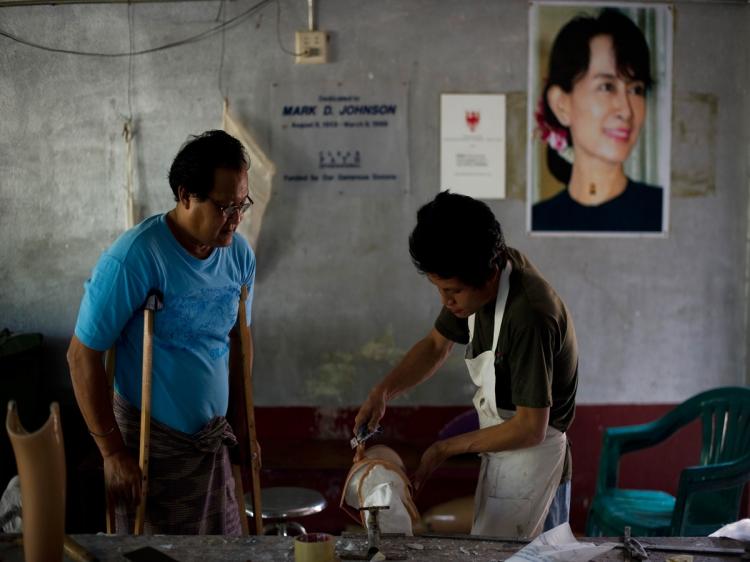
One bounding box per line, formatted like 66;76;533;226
0;533;746;562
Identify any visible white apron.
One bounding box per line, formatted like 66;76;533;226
467;262;566;539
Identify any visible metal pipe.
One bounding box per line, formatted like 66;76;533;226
307;0;314;31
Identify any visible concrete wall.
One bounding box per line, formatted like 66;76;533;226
1;0;748;407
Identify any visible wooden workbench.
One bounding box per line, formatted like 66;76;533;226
1;533;748;561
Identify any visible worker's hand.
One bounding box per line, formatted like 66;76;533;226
103;449;142;509
352;443;366;463
353;387;387;437
413;441;449;497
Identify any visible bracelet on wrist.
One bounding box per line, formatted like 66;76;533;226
88;425;116;438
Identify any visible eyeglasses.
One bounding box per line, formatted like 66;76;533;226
205;194;254;218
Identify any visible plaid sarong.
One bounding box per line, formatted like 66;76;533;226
112;392;242;535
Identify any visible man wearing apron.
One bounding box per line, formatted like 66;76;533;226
354;191;578;539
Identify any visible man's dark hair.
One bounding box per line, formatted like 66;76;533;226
168;130;248;201
542;8;653;184
409;191;508;288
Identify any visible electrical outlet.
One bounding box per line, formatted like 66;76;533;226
295;31;329;64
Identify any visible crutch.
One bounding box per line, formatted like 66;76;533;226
103;347;117;533
232;463;249;535
134;290;163;535
238;285;263;535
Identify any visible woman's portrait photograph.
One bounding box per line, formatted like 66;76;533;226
527;2;672;236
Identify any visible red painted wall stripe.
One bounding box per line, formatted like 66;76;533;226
252;405;744;535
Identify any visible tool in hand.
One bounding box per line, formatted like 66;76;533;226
350;425;383;449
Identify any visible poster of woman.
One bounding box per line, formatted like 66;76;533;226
527;3;672;235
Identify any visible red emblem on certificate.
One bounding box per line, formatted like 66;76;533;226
465;111;480;132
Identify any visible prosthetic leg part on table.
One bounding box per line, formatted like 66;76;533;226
341;445;420;535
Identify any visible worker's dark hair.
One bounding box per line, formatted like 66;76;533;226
409;191;508;288
168;130;248;201
541;8;653;184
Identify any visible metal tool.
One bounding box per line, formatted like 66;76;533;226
350;425;383;449
420;531;747;559
362;505;387;551
623;526;649;560
338;506;406;560
628;541;747;557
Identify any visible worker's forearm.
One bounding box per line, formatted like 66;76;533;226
439;414;546;458
374;333;452;402
67;339;126;458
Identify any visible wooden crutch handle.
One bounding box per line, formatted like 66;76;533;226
239;285;263;535
135;290;162;535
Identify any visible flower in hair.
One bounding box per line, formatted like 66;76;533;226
535;95;575;164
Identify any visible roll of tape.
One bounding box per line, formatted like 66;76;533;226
294;533;335;562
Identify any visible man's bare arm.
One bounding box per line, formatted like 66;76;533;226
414;406;550;491
354;327;454;433
67;335;141;506
67;336;125;456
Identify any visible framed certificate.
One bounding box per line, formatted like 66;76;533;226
440;93;506;200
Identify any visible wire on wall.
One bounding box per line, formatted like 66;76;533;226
123;0;136;229
275;0;306;57
127;2;135;118
217;0;227;98
0;0;274;57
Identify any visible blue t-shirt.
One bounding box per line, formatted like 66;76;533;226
74;213;256;434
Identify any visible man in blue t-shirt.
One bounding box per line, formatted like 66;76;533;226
68;130;257;535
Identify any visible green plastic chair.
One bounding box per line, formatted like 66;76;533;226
586;386;750;537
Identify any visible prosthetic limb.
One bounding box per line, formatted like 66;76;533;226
6;402;66;562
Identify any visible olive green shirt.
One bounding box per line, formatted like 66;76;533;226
435;248;578;480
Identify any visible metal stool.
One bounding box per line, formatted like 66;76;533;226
244;486;327;536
